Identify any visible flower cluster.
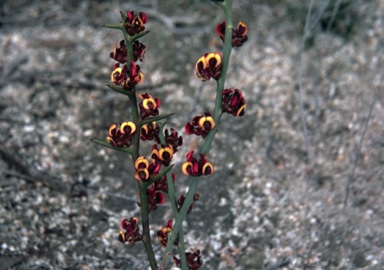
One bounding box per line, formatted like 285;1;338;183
97;4;250;269
185;112;215;138
177;193;200;214
222;88;246;116
124;10;148;36
138;93;160;119
182;150;214;177
157;220;178;248
106;121;136;147
195;52;222;81
134;156;161;182
111;61;144;90
110;40;146;63
174;249;203;270
216;21;248;47
118;217;143;246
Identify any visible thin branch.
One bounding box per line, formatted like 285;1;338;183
326;0;342;32
297;0;318;185
0;146;70;192
312;82;321;153
263;259;290;270
343;98;376;207
264;103;275;162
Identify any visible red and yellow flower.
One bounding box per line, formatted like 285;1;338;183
118;217;143;246
195;52;222;81
106;121;136;147
185;112;215;138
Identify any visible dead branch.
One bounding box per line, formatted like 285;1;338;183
0;146;70;192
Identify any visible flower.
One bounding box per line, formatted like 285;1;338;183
138;93;160;119
110;63;127;85
154;173;176;193
138;184;165;212
156;128;183;153
106;121;136;147
151;144;174;166
174;249;203;270
221;88;246;116
195;52;222;81
124;10;148;36
181;150;214;177
141;122;159;141
118;217;143;246
185;112;215;138
110;40;127;64
216;21;248;47
133;40;146;62
157;220;178;248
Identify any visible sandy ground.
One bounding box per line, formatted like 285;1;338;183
0;0;383;269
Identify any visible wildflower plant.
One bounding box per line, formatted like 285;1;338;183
91;0;248;269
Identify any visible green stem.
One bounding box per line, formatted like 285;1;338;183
160;1;233;268
157;123;188;270
203;0;233;155
122;23;157;269
159;179;199;269
138;183;157;270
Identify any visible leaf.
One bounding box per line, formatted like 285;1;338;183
91;139;133;155
128;31;150;41
140;113;174;126
107;84;131;96
103;23;121;30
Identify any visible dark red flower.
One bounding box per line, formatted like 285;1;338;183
216;21;248;47
118;217;143;246
141;122;159;141
110;40;146;64
106;121;136;147
154;173;176;193
133;40;146;62
111;61;144;90
195;52;222;81
155;128;183;153
110;40;127;64
185;112;215;138
125;11;148;36
138;184;165;212
174;249;203;270
157;220;178;248
222;88;246;116
177;193;200;214
181;150;214;177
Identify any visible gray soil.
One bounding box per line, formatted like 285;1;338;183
0;0;383;269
